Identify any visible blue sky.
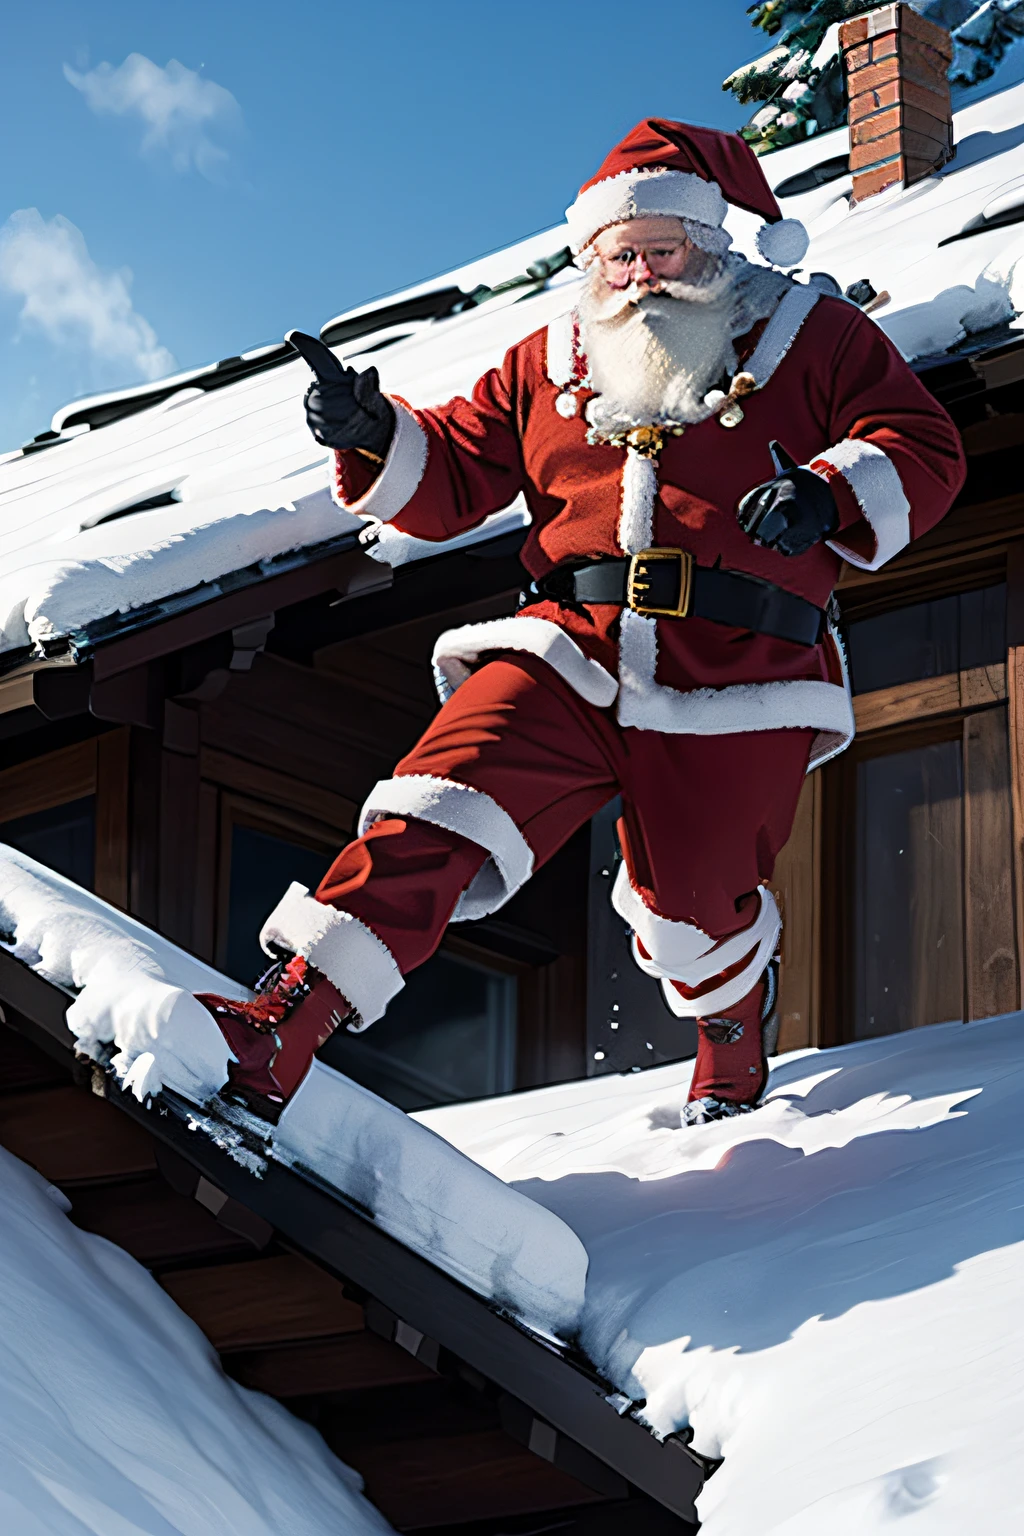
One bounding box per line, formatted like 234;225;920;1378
0;1;761;452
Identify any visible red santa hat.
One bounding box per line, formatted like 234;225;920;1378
565;118;809;269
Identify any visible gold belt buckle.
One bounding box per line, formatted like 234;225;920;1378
626;548;694;618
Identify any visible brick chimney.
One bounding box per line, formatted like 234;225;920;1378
841;2;954;205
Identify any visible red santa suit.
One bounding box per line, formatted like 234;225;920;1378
257;120;965;1100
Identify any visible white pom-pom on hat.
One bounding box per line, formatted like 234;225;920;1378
756;218;809;268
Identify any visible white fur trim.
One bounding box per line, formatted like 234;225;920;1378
431;616;618;709
359;774;534;922
259;881;403;1027
756;218;809;267
616;607;855;770
744;283;820;388
813;619;855;770
546;312;576;388
610;864;781;1016
612;867;781;988
618;447;657;554
660;896;780;1018
611;863;716;972
566;168;728;255
330;399;428;522
820;439;912;571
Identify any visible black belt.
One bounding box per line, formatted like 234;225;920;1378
530;550;828;647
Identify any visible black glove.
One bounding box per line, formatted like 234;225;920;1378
286;329;394;459
736;441;839;558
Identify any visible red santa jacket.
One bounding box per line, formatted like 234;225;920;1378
332;282;965;767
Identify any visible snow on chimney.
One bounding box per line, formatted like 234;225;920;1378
841;2;954;205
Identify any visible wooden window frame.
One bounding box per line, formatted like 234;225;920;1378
820;696;1018;1046
777;551;1024;1053
213;792;344;976
0;730;129;909
771;535;1024;1053
212;792;582;1093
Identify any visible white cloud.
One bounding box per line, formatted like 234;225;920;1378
63;53;241;179
0;209;175;383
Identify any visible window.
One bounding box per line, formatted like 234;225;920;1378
852;738;963;1037
222;819;517;1109
223;824;330;988
846;582;1005;694
826;701;1017;1042
797;578;1021;1048
320;950;516;1110
0;797;96;889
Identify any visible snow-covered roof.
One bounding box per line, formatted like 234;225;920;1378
424;1016;1024;1533
4;73;1024;668
0;231;579;667
0;846;589;1339
763;72;1024;361
4;841;1023;1533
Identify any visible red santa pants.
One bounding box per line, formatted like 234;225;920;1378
311;653;812;1033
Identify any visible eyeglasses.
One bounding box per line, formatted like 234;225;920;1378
596;238;723;291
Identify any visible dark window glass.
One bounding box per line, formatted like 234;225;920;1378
321;952;516;1110
846;583;1005;694
853;740;963;1038
0;797;95;889
224;825;331;988
225;823;516;1110
960;583;1007;672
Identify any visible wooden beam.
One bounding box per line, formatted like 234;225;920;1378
95;729;130;909
199;695;390;805
86;542;382;680
160;1253;362;1351
127;726;163;929
0;1084;155;1183
964;707;1020;1017
0;738;96;823
225;1332;436;1397
771;771;821;1053
854;664;1007;735
68;1174;253;1269
192;780;219;963
837;497;1022;597
157;702;202;951
0;1020;70;1093
346;1429;602;1531
199;746;358;834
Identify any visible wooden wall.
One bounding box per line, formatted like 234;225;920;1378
85;587;589;1090
772;492;1024;1051
0;730;130;909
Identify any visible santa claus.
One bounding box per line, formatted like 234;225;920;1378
196;120;965;1125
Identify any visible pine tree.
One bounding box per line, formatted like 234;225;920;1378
723;1;1021;155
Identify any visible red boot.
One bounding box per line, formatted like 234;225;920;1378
682;965;778;1126
195;956;352;1121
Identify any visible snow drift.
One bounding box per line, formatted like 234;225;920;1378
0;1144;392;1535
6;841;1024;1530
422;1018;1024;1534
0;844;589;1339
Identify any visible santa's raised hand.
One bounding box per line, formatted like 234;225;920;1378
736;440;839;558
286;329;394;460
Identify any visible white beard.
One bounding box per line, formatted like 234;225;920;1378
578;265;740;434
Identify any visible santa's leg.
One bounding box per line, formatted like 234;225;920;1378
197;654;620;1115
615;725;814;1122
